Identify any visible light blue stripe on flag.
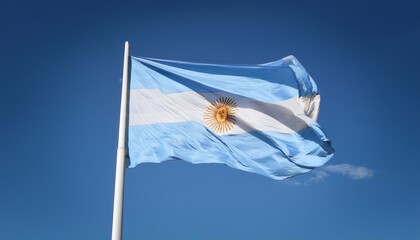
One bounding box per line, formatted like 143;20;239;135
131;57;301;102
127;56;334;180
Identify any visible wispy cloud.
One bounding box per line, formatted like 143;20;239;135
323;164;374;180
307;170;330;183
286;164;374;186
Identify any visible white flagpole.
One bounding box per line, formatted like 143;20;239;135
112;41;130;240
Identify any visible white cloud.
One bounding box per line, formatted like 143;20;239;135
285;164;374;186
323;164;374;180
305;170;329;184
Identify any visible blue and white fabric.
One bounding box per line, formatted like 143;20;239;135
127;56;334;180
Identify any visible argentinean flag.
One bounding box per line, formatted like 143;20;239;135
127;56;334;180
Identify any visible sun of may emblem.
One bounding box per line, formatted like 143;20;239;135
204;97;237;133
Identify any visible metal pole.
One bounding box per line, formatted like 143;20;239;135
111;41;130;240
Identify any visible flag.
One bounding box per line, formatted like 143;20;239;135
127;56;334;180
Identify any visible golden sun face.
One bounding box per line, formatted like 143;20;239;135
204;97;237;133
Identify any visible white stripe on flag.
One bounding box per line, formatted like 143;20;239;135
129;89;319;135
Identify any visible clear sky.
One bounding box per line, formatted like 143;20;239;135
1;1;419;239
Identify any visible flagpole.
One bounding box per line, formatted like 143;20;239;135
112;41;130;240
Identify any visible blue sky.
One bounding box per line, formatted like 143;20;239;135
1;1;419;239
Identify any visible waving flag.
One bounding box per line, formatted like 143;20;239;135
127;56;334;180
